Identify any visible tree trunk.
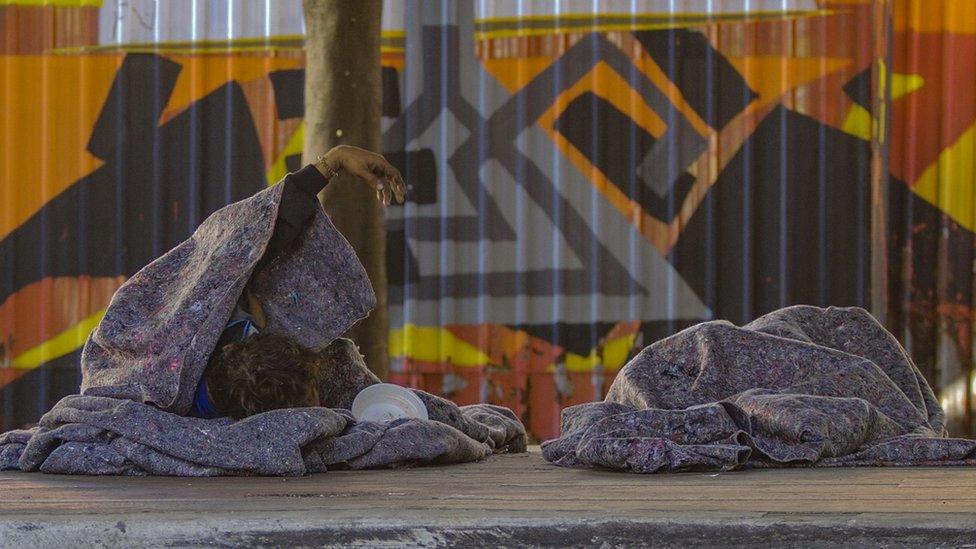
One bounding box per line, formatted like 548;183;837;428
302;0;388;378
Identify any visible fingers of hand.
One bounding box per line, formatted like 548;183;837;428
350;166;386;207
379;165;405;204
369;174;390;206
388;170;405;203
370;158;406;204
352;153;403;206
373;178;390;206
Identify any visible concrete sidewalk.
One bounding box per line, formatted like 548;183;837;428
2;448;975;547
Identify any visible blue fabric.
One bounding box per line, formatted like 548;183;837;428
192;378;221;419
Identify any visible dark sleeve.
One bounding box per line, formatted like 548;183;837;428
255;164;329;271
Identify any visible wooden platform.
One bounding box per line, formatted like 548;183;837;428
2;448;976;547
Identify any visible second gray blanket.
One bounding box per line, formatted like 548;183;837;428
542;306;976;473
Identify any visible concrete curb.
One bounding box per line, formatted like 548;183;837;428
4;514;976;548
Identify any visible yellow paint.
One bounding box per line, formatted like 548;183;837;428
913;122;976;232
12;308;105;369
860;69;924;145
389;324;491;367
266;123;306;186
891;72;924;101
0;275;124;359
564;333;638;372
477;22;696;40
473;11;831;40
839;67;922;142
55;30;404;55
380;30;405;55
876;60;887;144
602;333;637;370
55;35;306;55
842;104;872;141
10;315;633;374
388;324;638;373
564;349;600;372
474;11;827;24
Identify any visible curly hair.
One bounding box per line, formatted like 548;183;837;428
205;332;325;419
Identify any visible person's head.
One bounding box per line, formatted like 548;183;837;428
205;332;324;419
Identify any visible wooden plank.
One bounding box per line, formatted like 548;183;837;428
2;450;976;521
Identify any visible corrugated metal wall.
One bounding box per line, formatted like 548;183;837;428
1;0;973;439
885;0;976;436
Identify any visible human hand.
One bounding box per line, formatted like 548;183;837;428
316;145;406;206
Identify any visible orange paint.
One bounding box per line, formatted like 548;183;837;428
894;0;976;35
157;53;303;125
0;276;124;361
481;56;556;94
0;54;122;241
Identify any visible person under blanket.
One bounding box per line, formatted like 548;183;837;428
190;145;405;420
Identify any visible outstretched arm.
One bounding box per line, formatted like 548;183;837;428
256;145;407;271
318;144;407;207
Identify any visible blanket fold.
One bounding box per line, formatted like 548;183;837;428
542;305;976;473
1;182;526;476
0;391;525;476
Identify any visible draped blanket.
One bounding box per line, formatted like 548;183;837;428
0;183;525;475
0;389;526;476
542;306;976;473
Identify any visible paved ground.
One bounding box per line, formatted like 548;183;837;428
2;448;976;547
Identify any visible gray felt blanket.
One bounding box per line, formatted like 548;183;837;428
0;389;526;476
79;181;374;414
542;305;976;473
0;182;526;475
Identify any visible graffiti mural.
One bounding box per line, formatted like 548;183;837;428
1;0;974;439
382;1;882;437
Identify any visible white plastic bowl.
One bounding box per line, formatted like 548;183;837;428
351;383;429;423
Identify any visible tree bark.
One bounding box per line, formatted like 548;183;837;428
302;0;388;378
